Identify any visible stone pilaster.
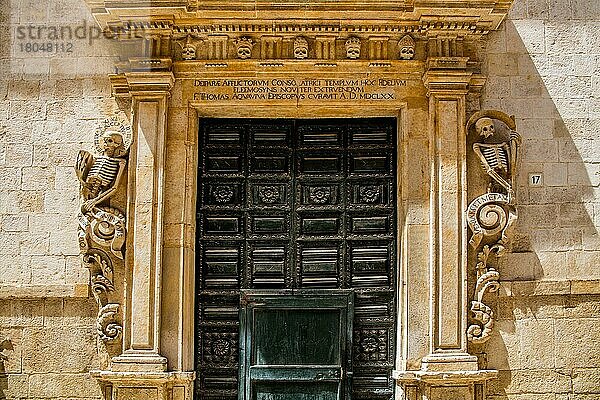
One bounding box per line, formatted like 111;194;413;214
91;72;195;399
394;59;495;399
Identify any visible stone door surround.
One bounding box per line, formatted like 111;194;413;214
82;1;515;399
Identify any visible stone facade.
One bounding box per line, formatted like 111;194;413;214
0;0;598;399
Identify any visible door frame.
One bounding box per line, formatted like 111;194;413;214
186;104;409;399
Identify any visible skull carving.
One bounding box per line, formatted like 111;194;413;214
180;35;197;60
236;37;253;59
398;35;415;60
294;37;309;59
345;37;361;59
476;118;496;139
100;131;126;158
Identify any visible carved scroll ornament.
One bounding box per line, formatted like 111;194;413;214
75;118;131;343
466;110;521;344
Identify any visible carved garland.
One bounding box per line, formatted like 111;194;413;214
75;117;132;343
466;110;521;344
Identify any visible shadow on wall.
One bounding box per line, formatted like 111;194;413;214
471;0;600;397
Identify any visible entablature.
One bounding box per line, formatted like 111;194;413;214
85;0;514;49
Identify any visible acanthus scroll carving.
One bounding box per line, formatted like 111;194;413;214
75;117;131;343
466;110;521;344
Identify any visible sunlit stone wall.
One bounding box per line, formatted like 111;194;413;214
480;0;600;397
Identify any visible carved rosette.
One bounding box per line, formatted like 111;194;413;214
466;110;521;344
75;117;131;344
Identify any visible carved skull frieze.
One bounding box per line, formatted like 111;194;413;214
398;35;415;60
236;37;254;59
294;37;309;59
179;35;198;61
345;37;361;59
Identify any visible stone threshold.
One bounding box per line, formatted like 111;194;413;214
0;284;90;299
90;370;195;383
499;279;600;297
392;369;498;384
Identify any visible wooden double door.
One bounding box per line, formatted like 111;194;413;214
195;118;398;400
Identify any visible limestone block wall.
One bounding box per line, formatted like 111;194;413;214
0;0;118;397
480;0;600;397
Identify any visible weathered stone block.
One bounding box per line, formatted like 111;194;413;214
511;20;546;55
516;319;555;369
19;233;49;256
29;256;65;285
0;168;22;189
1;214;29;232
511;296;567;320
21;326;98;373
0;373;29;399
521;139;558;162
0;300;44;328
505;369;571;394
43;189;78;214
530;228;582;252
487;53;519;76
16;191;44;213
485;319;521;371
564;201;594;226
48;228;80;256
8;100;47;121
572;368;600;393
554;318;600;368
568;251;600;280
548;0;573;20
498;252;543;281
0;232;21;256
0;327;23;374
21;167;55;191
0;255;31;285
518;204;560;229
5;144;33;167
28;372;101;398
7;80;41;101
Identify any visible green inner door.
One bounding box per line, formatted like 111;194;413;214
241;290;353;400
196;118;397;400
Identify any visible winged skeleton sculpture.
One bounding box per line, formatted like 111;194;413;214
75;130;128;258
465;110;521;344
74;125;130;344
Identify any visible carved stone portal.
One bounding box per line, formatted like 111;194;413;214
75;117;131;343
466;110;521;344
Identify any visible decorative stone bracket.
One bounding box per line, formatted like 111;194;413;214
466;110;521;344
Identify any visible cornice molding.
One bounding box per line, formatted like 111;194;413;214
87;0;514;36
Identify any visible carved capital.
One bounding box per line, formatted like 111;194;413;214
109;72;175;98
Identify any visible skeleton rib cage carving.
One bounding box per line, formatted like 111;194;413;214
195;118;398;400
479;145;509;171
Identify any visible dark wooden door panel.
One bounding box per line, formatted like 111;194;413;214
196;118;397;400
